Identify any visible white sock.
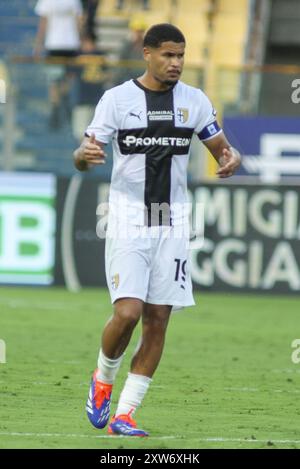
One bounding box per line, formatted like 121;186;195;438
115;372;152;417
96;349;124;384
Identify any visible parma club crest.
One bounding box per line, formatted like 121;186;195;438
111;274;120;290
177;108;189;123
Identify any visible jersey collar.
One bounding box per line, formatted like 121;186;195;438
132;79;177;95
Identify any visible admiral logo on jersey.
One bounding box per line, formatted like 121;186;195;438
147;110;174;121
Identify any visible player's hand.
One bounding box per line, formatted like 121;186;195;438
83;133;106;165
216;147;241;178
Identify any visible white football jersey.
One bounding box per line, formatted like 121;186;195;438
86;79;222;226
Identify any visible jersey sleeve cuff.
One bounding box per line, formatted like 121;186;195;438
84;132;109;144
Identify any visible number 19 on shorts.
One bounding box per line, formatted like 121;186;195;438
174;258;187;289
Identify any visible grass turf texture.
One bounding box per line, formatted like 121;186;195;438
0;287;299;449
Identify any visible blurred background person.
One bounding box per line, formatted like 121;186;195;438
34;0;83;130
81;0;100;41
34;0;83;59
114;16;147;85
72;31;108;142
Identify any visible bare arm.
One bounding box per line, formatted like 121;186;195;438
203;131;241;178
73;133;106;171
34;17;47;57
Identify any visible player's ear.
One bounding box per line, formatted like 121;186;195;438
143;47;151;62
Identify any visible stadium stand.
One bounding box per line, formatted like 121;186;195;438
0;0;38;57
0;1;88;175
0;0;251;178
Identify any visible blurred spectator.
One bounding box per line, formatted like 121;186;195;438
81;0;100;40
34;0;83;58
115;16;147;85
34;0;83;130
116;0;150;10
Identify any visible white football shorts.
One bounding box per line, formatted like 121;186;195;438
105;218;195;310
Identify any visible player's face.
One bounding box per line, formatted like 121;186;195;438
144;41;185;86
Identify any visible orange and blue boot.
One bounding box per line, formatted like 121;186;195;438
86;369;112;429
108;410;149;437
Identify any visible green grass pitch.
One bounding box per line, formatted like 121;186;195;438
0;287;299;449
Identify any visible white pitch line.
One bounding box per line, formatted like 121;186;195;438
28;383;300;395
271;388;298;394
32;382;89;387
0;432;178;440
0;298;68;311
199;438;300;445
31;382;165;388
224;387;300;394
224;387;259;392
0;432;299;445
272;368;300;374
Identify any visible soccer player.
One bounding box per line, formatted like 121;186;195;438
73;23;241;437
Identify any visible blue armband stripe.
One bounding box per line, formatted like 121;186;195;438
198;121;222;141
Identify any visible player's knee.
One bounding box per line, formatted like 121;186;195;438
114;300;142;329
118;309;141;328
